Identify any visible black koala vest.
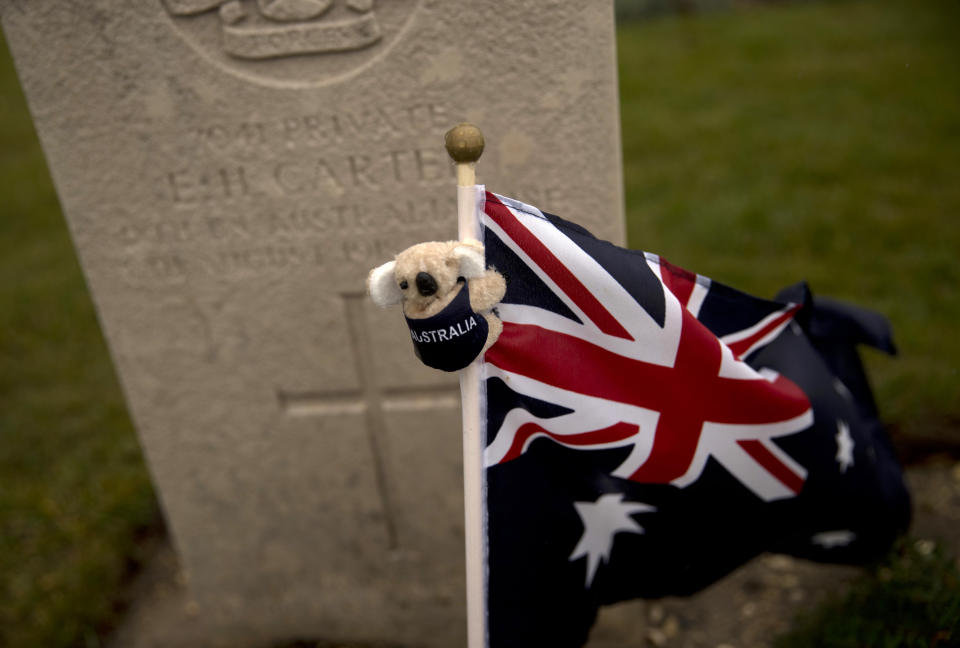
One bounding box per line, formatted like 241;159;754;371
405;279;489;372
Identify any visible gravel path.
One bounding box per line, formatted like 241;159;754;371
107;461;960;648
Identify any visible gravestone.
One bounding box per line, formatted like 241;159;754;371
1;1;624;645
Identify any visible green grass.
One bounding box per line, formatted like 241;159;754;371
775;538;960;648
0;31;158;648
617;0;960;434
1;0;959;646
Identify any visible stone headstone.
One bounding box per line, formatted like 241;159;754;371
1;2;624;645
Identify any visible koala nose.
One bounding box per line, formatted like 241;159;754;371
416;272;438;297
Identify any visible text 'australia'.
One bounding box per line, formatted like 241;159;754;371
410;317;479;343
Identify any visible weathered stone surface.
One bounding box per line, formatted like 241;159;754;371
1;1;623;644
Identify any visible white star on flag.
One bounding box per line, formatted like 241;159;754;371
569;493;655;587
835;420;854;473
811;529;857;548
833;378;853;400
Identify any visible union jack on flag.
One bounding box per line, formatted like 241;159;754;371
483;193;812;502
475;191;910;648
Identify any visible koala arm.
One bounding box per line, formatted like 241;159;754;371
468;270;507;312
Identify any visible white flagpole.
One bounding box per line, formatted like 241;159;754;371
445;123;486;648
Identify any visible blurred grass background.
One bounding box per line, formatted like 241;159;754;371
0;22;159;648
774;537;960;648
2;0;959;646
617;0;960;438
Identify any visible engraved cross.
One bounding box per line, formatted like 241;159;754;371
277;292;459;549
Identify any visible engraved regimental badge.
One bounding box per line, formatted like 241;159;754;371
162;0;418;85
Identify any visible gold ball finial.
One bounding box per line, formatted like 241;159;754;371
445;123;484;164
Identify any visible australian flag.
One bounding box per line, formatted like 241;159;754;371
478;191;911;647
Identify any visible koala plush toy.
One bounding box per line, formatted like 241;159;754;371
367;239;507;372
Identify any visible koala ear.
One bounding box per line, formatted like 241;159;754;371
454;243;486;279
367;260;402;307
